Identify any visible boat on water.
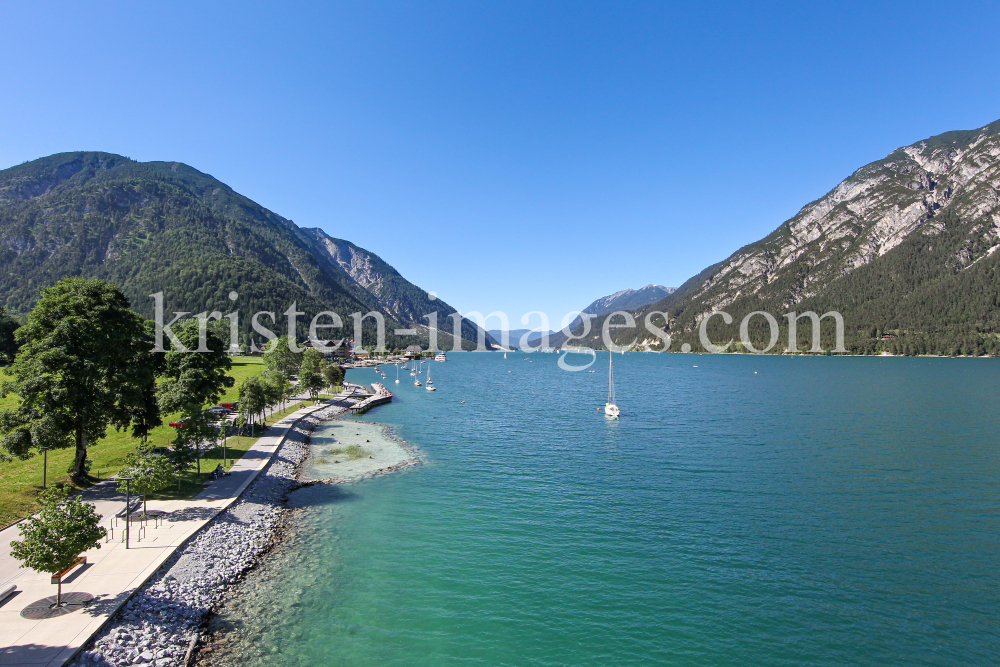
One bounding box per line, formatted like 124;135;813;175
395;365;400;384
426;365;436;390
435;351;447;362
604;350;620;419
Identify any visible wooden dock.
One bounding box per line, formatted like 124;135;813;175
349;382;394;414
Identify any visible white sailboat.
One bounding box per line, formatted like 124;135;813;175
604;350;620;419
426;364;436;390
395;364;400;384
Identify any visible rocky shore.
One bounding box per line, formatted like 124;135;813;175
69;404;346;667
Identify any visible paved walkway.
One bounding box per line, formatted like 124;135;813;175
0;393;354;667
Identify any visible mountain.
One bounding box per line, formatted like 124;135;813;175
572;119;1000;356
0;152;492;349
486;329;555;348
549;285;676;347
581;285;676;317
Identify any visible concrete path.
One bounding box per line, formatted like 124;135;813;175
0;393;353;667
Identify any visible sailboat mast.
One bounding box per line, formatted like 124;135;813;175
608;350;614;403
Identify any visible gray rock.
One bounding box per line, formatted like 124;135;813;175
66;406;341;667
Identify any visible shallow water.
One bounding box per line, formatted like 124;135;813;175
304;420;411;480
206;353;1000;666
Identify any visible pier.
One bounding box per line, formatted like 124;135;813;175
349;382;394;414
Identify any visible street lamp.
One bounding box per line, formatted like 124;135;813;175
119;477;133;549
39;447;51;489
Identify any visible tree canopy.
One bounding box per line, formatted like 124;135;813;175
0;278;160;480
0;306;18;366
9;485;106;604
263;335;301;376
322;363;345;392
158;320;234;413
299;348;327;400
117;445;175;514
237;376;269;436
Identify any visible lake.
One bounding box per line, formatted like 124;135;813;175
204;353;999;666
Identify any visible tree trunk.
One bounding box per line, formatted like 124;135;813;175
73;425;88;482
56;577;62;606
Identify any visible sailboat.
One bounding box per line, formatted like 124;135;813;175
426;364;436;390
604;350;620;419
504;352;507;359
395;364;400;384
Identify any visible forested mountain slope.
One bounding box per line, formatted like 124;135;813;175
573;119;1000;355
549;284;675;348
0;152;490;349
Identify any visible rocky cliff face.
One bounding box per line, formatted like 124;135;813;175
687;119;1000;317
302;228;493;346
568;119;1000;355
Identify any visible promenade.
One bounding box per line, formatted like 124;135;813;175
0;395;346;667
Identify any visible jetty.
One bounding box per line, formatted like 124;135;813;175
349;382;394;414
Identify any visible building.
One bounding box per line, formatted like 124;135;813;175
303;338;350;360
403;345;423;359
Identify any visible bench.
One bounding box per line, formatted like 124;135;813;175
51;556;86;584
0;584;15;602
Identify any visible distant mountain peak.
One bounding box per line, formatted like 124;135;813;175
582;285;677;316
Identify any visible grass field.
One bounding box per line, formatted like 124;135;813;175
0;356;274;527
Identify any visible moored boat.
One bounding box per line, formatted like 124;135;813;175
605;350;620;419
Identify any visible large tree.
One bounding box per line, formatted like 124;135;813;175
261;369;290;412
299;348;327;401
158;320;233;475
0;278;160;480
237;376;269;437
263;335;302;376
322;363;345;392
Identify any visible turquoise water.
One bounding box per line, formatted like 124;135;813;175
210;354;999;666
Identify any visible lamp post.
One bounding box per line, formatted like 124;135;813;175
120;477;133;549
40;447;51;489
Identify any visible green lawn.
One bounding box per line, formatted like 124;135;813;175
0;356;270;527
146;397;321;501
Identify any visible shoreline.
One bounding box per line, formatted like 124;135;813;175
193;415;421;665
66;404;347;667
63;403;420;667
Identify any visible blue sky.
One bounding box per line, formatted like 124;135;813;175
2;1;1000;324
